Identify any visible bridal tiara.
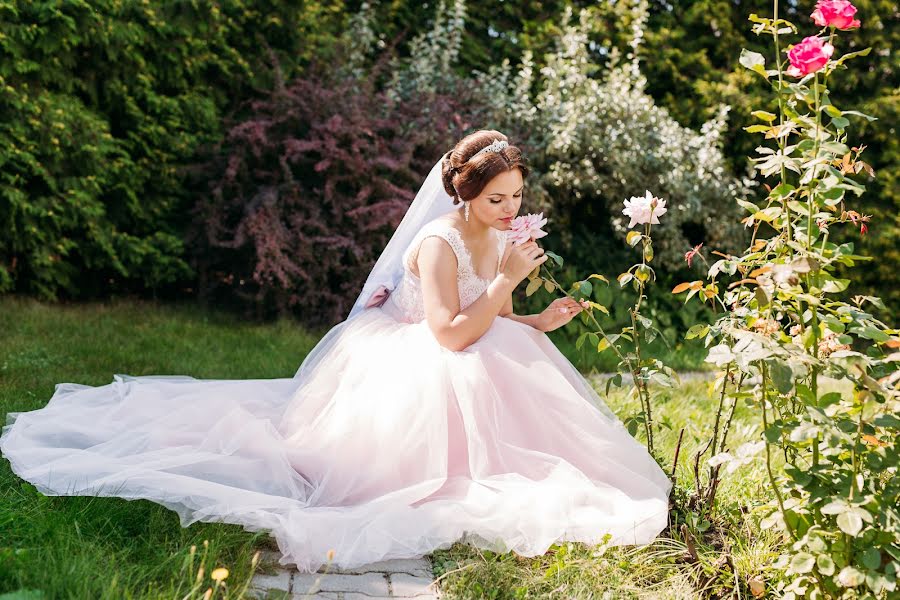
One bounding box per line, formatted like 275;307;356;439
470;139;508;159
452;139;509;221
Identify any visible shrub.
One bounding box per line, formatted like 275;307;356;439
0;1;342;299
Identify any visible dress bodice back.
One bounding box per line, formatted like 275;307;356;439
386;219;506;323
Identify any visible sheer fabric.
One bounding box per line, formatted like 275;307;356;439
0;218;671;574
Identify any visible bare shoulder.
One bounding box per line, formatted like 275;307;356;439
417;234;457;267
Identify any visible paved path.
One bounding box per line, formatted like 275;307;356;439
249;551;442;599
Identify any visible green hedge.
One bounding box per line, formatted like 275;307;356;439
0;0;345;299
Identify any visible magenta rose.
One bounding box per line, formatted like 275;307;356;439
786;36;835;77
811;0;861;30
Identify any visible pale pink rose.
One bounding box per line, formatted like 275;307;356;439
508;212;548;246
811;0;861;30
786;36;835;77
622;190;667;228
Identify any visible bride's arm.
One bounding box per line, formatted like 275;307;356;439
498;293;546;331
418;237;518;352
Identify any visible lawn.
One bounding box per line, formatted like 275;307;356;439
0;296;778;598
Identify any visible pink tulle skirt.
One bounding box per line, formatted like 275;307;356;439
0;306;672;573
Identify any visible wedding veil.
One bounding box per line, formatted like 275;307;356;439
292;155;455;380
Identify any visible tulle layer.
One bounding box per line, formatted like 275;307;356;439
0;308;671;573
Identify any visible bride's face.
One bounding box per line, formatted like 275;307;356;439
469;168;523;230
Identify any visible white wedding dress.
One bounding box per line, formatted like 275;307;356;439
0;217;672;574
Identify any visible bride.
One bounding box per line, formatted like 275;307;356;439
0;129;672;574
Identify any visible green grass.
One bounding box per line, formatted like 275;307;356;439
431;375;783;598
0;296;778;599
0;296;320;599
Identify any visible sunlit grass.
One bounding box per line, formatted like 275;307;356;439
432;379;782;599
0;296;774;599
0;296;317;598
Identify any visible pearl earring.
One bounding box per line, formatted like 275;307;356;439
464;201;470;222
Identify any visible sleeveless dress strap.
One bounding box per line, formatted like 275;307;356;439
404;220;472;275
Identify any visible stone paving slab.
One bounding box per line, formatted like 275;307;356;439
249;553;441;599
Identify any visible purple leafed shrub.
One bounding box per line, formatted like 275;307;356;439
187;50;476;326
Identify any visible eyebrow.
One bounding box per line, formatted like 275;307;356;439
487;186;524;197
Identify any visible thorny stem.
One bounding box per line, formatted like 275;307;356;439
760;361;797;542
773;0;793;247
710;365;732;457
541;265;655;454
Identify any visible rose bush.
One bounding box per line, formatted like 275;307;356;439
673;2;898;597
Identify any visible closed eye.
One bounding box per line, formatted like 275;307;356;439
491;193;522;204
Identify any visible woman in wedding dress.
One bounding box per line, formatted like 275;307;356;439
0;130;672;574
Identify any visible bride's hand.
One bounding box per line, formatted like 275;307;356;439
500;239;548;286
537;297;588;332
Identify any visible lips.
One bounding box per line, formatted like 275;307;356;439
500;217;513;222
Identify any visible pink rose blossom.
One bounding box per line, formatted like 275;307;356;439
622;190;668;228
508;212;548;246
786;36;835;77
811;0;861;30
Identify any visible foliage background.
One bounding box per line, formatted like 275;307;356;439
1;0;895;333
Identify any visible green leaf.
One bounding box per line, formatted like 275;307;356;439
625;417;638;436
744;124;771;133
820;141;850;155
816;554;835;576
685;324;709;340
588;274;609;284
597;338;610;353
767;359;793;393
861;547;881;571
739;49;769;79
854;326;889;342
578;280;592;297
643;243;654;263
525;278;542;297
544;250;563;267
822;278;850;293
836;566;865;587
789;552;815;574
770;182;796;199
833;46;872;67
841;110;877;122
591;302;609;315
831;116;849;130
873;413;900;428
836;511;863;536
634;265;652;283
751;110;777;122
576;332;588;350
605;372;622;396
543;280;554;293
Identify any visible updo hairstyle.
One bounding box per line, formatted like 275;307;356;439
440;130;530;205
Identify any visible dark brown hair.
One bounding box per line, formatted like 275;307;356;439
441;130;530;205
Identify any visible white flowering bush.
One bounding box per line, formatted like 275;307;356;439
472;3;755;267
383;0;468;104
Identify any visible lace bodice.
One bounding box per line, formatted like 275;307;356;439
385;219;506;323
